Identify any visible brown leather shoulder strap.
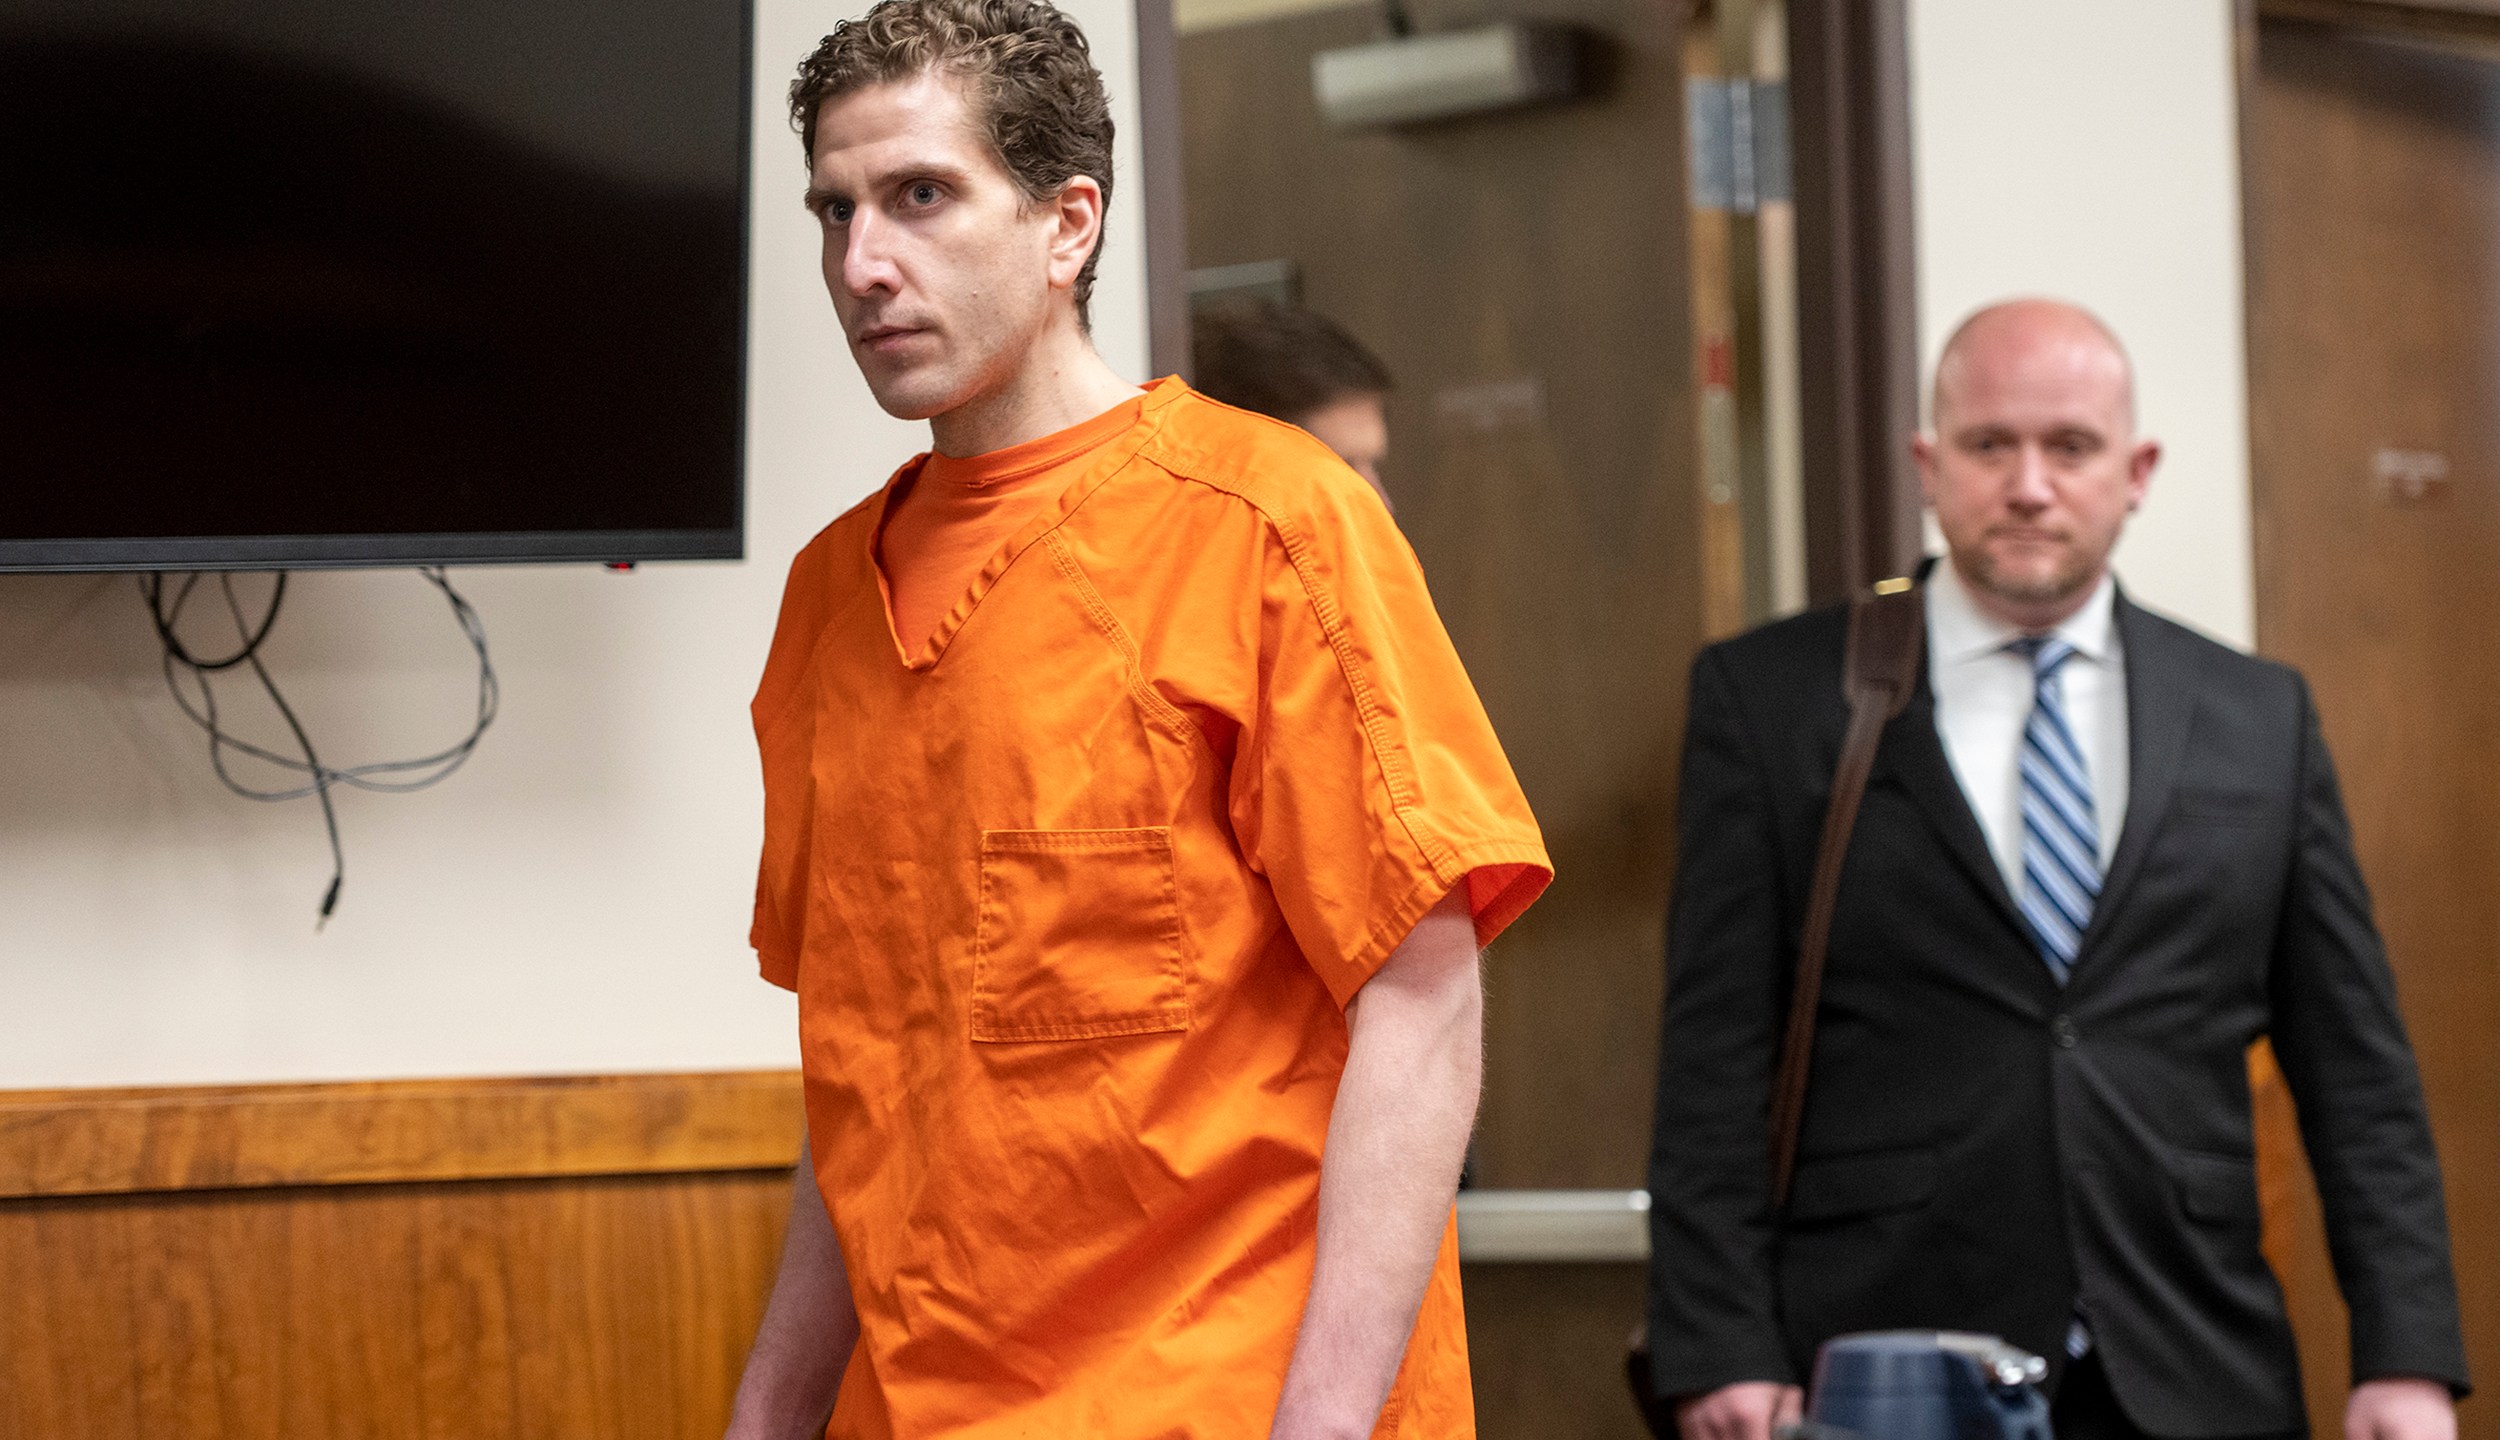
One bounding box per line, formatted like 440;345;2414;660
1766;582;1925;1209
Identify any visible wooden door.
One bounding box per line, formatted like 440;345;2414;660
2245;15;2500;1437
1177;1;1699;1432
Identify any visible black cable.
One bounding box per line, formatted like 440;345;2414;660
143;567;499;927
218;573;346;924
143;570;286;671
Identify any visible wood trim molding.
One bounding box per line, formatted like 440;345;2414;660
1134;0;1193;379
2260;0;2500;34
0;1069;804;1201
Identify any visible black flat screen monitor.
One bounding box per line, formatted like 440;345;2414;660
0;0;751;571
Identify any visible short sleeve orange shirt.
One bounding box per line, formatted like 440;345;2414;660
750;377;1551;1439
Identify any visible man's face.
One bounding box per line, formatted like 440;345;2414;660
1913;313;2158;624
805;72;1070;421
1296;393;1390;500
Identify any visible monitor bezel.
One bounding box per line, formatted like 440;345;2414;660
0;0;758;576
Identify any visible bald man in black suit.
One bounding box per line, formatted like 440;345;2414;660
1643;301;2467;1440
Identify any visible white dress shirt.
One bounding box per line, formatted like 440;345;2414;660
1925;561;2129;895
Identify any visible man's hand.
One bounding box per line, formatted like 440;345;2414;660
1676;1381;1804;1440
2346;1378;2455;1440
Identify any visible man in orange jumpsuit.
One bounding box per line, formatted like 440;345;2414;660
724;3;1551;1437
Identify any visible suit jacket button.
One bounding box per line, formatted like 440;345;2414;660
2051;1015;2080;1049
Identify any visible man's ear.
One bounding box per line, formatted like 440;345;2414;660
1910;432;1940;505
1045;175;1104;292
2127;438;2161;511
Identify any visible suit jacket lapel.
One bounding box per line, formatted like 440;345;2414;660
1879;650;2029;940
2072;592;2197;967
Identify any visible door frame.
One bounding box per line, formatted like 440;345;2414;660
1785;0;1922;601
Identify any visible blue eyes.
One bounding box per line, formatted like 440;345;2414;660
819;185;940;225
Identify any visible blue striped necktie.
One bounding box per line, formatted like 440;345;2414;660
2011;636;2100;984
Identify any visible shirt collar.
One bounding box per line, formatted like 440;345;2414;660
1927;558;2120;667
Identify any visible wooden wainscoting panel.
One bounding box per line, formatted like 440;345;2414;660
1463;1262;1651;1439
0;1069;805;1198
0;1073;803;1440
1;1189;146;1435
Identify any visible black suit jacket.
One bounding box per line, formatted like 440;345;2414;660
1642;588;2469;1436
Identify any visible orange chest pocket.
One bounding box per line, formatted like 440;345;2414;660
972;826;1192;1042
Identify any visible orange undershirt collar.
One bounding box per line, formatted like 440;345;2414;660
875;389;1154;665
922;392;1145;489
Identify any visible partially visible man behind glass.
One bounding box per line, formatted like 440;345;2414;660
1193;297;1394;502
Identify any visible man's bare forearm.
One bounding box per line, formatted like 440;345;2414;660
1271;887;1483;1440
726;1134;858;1440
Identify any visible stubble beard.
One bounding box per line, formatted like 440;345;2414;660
855;339;981;423
1966;540;2097;611
857;311;1036;429
862;365;953;422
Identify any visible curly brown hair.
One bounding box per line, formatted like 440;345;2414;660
790;0;1114;325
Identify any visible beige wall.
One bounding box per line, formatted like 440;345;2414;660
1907;0;2254;649
1;0;2260;1087
0;0;1151;1089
